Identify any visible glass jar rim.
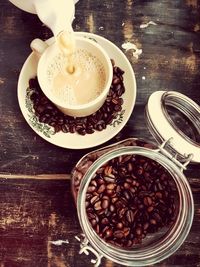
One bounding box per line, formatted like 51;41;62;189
77;146;194;266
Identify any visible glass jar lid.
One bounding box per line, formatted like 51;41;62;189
146;91;200;164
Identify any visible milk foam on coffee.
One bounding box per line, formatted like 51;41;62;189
51;48;106;105
46;30;106;106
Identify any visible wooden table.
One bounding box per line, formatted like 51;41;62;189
0;1;200;266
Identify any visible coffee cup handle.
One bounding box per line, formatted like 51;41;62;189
30;38;49;57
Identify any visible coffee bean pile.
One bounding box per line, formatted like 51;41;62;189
72;139;156;201
85;154;177;248
28;60;125;135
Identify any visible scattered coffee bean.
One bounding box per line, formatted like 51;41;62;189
97;184;106;194
102;198;110;209
116;222;123;229
85;154;177;248
94;201;102;211
143;196;152;206
104;228;113;238
126;209;136;223
113;230;124;239
28;60;125;136
109;204;116;212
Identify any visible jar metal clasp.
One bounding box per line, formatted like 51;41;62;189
75;234;103;267
157;138;193;171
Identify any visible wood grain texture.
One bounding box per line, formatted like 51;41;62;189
0;0;200;266
0;177;198;267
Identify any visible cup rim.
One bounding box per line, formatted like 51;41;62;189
37;36;113;110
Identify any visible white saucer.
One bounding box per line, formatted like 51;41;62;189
17;32;137;149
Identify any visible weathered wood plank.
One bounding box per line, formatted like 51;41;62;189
0;178;198;267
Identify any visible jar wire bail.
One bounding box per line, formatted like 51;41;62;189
75;234;103;267
157;138;193;171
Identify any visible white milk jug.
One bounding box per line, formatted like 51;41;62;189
9;0;79;35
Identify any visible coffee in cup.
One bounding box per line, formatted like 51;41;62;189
31;33;112;117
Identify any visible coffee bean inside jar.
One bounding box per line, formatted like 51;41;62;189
85;154;177;248
74;91;196;264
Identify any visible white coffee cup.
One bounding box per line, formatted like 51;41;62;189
30;35;113;117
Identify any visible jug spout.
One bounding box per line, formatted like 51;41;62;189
34;0;75;36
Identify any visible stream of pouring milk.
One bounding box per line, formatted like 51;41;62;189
34;0;76;72
34;0;106;106
57;30;76;74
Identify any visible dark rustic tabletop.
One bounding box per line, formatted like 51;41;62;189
0;0;200;267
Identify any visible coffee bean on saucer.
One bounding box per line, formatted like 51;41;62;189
28;59;125;136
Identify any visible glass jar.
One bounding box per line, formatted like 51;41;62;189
71;91;200;266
